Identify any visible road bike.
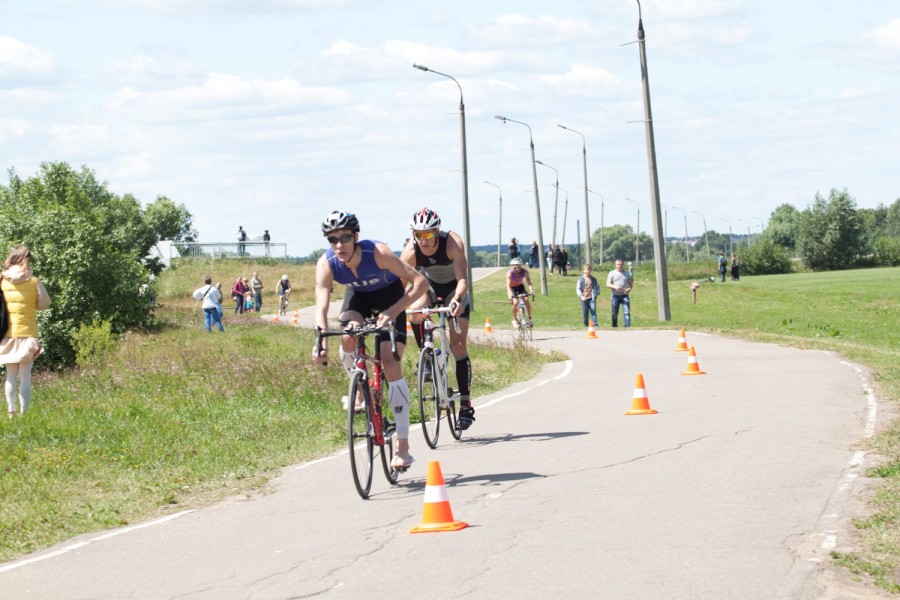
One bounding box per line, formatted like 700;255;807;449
278;291;290;316
315;320;401;499
514;293;535;341
407;302;462;449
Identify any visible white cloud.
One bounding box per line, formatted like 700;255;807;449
866;19;900;52
0;35;58;80
464;14;597;49
532;64;625;98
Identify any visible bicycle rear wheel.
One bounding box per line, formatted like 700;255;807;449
348;372;374;499
378;379;400;484
417;347;441;449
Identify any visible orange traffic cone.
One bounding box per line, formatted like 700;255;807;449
681;346;706;375
273;312;281;324
484;317;494;333
586;321;598;339
675;328;689;351
410;461;468;533
291;312;299;326
407;320;414;333
625;373;657;415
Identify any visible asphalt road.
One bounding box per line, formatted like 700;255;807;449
0;272;888;599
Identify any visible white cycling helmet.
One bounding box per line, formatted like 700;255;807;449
510;258;523;267
281;274;289;281
409;207;441;231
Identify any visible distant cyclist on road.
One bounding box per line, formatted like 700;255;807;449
399;207;475;430
276;274;291;313
506;258;534;327
312;210;428;471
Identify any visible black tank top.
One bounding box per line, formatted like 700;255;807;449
413;231;455;285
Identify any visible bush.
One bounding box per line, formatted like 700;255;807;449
71;319;119;367
740;240;793;275
874;236;900;267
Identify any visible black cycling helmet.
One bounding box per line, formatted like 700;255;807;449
321;210;360;236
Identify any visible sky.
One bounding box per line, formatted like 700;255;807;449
2;0;899;258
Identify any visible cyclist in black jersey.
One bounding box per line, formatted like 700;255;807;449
399;207;475;430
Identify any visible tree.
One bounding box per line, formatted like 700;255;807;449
797;189;866;271
144;195;197;243
764;204;801;251
0;162;157;366
739;239;793;275
592;225;654;264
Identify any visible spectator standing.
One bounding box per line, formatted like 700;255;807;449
576;264;599;327
731;253;741;280
508;237;519;260
263;230;271;257
193;275;224;332
552;245;563;275
1;245;52;418
231;277;246;314
237;226;247;257
605;259;633;327
529;240;539;268
547;244;556;273
717;251;727;282
250;271;264;312
560;246;569;276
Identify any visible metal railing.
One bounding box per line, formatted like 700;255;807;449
170;242;288;260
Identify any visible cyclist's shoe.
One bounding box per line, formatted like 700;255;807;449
526;319;533;328
457;405;476;431
342;395;364;413
511;319;519;328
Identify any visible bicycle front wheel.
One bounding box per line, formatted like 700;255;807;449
378;379;400;484
417;348;441;449
447;398;461;440
348;372;374;499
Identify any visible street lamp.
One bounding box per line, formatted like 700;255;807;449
720;218;733;256
624;196;640;265
692;210;711;261
588;189;605;265
413;63;474;308
484;181;502;267
559;186;569;247
495;115;548;295
534;160;559;247
738;218;752;247
558;123;591;265
753;216;765;244
672;205;690;261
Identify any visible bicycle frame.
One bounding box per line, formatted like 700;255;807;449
408;304;462;447
514;293;534;341
315;321;401;498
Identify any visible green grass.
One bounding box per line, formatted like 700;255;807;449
2;259;898;592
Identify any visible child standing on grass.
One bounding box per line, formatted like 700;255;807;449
1;245;52;418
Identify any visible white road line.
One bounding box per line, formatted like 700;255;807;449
0;510;195;574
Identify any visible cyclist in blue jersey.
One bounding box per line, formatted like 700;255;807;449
400;207;475;430
312;210;428;471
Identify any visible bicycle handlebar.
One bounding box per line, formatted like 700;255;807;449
406;306;461;334
315;322;399;364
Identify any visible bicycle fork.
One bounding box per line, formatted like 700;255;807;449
355;362;387;446
422;322;448;408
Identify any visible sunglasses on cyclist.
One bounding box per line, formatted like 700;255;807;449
326;233;354;245
414;230;437;241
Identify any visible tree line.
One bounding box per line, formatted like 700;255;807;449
469;189;899;275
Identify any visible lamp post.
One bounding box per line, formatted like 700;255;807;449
633;0;669;320
534;160;559;247
413;63;474;308
558;124;591;266
624;196;640;265
672;205;690;261
753;216;765;244
495;115;548;295
484;181;502;267
559;186;569;247
588;189;604;265
721;218;733;256
738;218;752;247
692;210;711;261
